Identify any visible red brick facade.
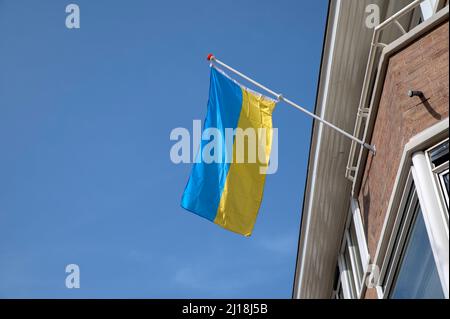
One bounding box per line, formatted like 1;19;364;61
357;21;449;299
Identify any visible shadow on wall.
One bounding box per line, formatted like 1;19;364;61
417;95;442;120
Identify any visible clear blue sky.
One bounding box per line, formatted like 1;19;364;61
0;0;328;298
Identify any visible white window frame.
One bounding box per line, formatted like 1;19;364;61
378;175;421;297
337;253;356;299
350;198;371;272
336;198;370;299
426;138;449;222
412;148;449;296
437;167;449;210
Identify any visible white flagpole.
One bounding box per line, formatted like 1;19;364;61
207;54;376;155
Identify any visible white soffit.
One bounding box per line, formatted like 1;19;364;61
295;0;384;298
293;0;421;298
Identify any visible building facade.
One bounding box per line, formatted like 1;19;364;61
293;0;449;299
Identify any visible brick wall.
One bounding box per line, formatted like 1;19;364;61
357;21;449;299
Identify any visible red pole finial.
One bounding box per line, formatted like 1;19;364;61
207;53;214;61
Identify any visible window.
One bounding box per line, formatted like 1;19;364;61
349;222;364;285
390;204;445;298
343;244;358;295
331;267;345;299
439;171;449;205
379;166;448;299
372;123;449;300
334;199;370;299
427;139;449;215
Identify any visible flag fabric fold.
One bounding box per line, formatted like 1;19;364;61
181;67;276;236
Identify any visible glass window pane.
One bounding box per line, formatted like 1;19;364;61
390;208;445;299
343;245;356;298
349;223;364;286
441;172;449;195
439;171;449;211
430;141;449;168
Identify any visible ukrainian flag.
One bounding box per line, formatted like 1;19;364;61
181;67;276;236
